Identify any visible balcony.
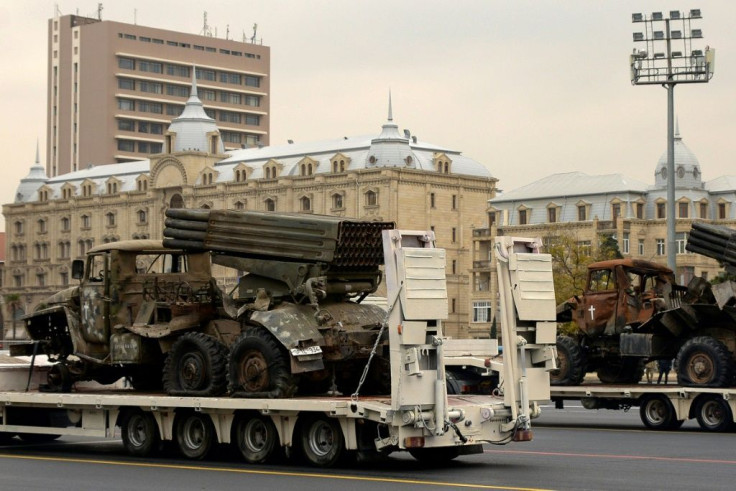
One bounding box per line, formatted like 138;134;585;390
473;228;492;238
473;260;492;269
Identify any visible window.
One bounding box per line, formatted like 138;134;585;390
676;232;688;254
578;240;592;255
139;60;163;73
106;212;116;227
117;140;135;152
636;203;644;219
118;57;135;70
61;217;70;232
81;215;91;229
365;190;377;206
451;299;456;314
118;98;135;111
137;209;148;224
612;203;621;220
37;218;47;233
548;207;557;223
166;84;189;97
166;64;190;77
106;182;118;194
519;209;527;225
200;89;216;101
332;194;344;210
220;92;242;104
452;228;457;243
60;271;69;286
219;111;242;124
699;202;708;219
638;239;645;255
473;301;491;323
452;195;457;210
139;81;163;94
656;202;666;219
244;95;260;107
234;201;245;210
14;221;24;235
196;68;216;81
622;232;630;254
589;269;615;292
265;198;275;211
244;75;261;87
167;104;183;116
138;101;163;114
678;202;689;218
118;119;135;131
300;196;311;212
118;78;135;90
245;114;260;125
451;259;457;275
718;203;727;219
430;193;436;208
220;72;242;84
656;238;665;256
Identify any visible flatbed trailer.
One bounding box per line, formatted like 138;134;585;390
0;231;556;467
551;384;736;432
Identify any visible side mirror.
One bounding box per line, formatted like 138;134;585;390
72;259;85;280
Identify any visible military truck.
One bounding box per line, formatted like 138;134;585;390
553;257;736;387
21;210;394;398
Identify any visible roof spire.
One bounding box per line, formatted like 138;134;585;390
35;138;40;164
388;90;393;122
675;116;680;139
191;66;198;97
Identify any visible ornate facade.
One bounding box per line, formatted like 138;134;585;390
4;85;497;339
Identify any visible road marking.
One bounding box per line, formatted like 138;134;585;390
484;448;736;465
0;453;553;491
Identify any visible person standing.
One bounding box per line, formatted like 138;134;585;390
657;358;672;384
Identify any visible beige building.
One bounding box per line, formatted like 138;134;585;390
5;86;497;339
48;13;270;177
469;129;736;334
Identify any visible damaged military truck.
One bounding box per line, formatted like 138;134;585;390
21;210;395;398
554;254;736;388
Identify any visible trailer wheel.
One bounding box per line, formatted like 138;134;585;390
163;332;228;396
299;415;346;467
175;412;216;460
408;446;461;464
639;394;682;430
121;409;160;457
695;396;734;432
550;336;586;386
676;336;734;387
228;329;298;398
233;412;280;464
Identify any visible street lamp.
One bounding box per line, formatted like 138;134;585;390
630;9;714;272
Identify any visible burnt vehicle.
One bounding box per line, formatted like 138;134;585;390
21;210;395;398
554;257;736;387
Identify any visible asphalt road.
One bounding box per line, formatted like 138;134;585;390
0;402;733;491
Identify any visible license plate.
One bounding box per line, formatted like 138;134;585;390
290;346;323;357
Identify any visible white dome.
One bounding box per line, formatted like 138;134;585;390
654;127;702;189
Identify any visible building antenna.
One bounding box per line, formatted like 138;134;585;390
201;12;212;37
251;23;258;43
54;3;61;17
97;3;103;21
134;8;137;25
226;24;230;40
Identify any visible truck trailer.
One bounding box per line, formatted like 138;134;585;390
0;231;556;466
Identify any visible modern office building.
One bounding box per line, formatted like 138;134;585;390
48;13;270;176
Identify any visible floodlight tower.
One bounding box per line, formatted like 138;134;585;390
630;9;714;272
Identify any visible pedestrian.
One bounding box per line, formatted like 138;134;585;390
657;358;672;384
644;361;656;384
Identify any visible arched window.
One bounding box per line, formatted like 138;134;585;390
265;198;275;211
300;196;311;211
365;190;377;206
170;193;184;209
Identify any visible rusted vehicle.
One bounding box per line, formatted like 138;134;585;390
21;210;395;398
554;258;736;387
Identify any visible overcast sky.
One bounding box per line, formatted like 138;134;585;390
2;1;736;229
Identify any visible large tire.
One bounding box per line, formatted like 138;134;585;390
550;336;586;386
121;409;161;457
694;395;734;432
676;336;734;388
175;412;217;460
299;415;346;467
639;394;683;430
163;332;228;396
228;328;298;398
232;412;280;464
597;357;645;384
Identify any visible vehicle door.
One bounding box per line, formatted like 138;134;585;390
79;252;111;349
578;267;618;337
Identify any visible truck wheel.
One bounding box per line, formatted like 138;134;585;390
228;329;298;398
676;336;734;387
550;336;586;386
175;412;216;460
695;395;734;432
597;358;645;384
121;409;160;457
299;415;346;467
639;394;682;430
408;446;461;464
233;412;280;464
163;332;228;396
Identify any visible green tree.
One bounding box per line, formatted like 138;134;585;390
4;293;23;340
